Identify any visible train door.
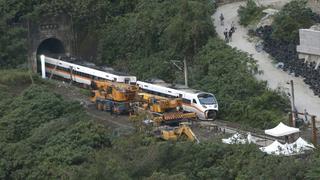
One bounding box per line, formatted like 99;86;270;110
191;98;205;119
125;78;130;84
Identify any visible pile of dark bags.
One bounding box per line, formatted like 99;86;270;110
255;26;320;97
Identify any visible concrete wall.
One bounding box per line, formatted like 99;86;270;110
297;29;320;67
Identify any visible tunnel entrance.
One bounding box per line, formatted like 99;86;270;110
36;38;65;72
37;38;65;57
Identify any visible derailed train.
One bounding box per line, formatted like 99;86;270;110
41;55;218;120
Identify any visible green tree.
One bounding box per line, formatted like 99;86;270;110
272;0;316;43
238;0;264;26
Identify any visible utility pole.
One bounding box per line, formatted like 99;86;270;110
167;59;188;87
183;57;188;87
312;116;317;146
290;80;296;127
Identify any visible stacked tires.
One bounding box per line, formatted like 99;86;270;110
256;26;320;97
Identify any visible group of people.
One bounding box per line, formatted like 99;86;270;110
220;13;236;43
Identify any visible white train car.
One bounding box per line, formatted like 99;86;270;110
137;80;218;120
42;55;137;85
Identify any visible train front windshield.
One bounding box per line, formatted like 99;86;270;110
198;93;216;105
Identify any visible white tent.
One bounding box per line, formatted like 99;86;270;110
260;138;315;156
222;133;247;144
259;140;286;155
265;122;300;137
288;137;315;153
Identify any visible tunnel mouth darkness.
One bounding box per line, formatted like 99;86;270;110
36;38;65;72
37;38;65;57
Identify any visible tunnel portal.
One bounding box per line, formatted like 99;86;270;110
37;38;65;57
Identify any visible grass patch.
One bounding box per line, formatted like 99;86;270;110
0;69;34;85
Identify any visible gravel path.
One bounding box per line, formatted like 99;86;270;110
213;0;320;122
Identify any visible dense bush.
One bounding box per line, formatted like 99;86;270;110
73;135;313;179
0;69;34;85
97;0;216;80
271;0;318;44
238;0;264;27
0;85;111;179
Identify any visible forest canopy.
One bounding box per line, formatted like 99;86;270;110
0;0;318;179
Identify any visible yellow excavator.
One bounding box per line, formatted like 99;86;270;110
155;123;200;143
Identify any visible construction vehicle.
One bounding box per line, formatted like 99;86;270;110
137;92;197;125
154;123;200;143
90;80;138;114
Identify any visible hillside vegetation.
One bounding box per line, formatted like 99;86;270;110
0;71;316;179
0;0;311;178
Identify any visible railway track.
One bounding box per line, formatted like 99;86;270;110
198;120;284;146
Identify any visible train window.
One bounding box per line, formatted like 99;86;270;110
182;98;191;104
125;78;129;84
193;99;197;104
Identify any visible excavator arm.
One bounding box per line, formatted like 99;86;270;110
159;124;200;143
175;124;200;143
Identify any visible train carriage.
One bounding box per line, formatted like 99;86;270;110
136;80;218;120
42;55;137;85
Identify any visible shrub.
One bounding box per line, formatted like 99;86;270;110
271;0;316;44
0;69;33;86
238;0;264;27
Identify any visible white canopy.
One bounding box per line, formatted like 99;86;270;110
260;138;315;156
288;137;315;152
259;140;286;155
265;122;300;137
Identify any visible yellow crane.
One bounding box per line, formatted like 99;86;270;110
90;80;138;114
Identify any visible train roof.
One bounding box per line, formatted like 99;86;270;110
44;55;133;77
70;60;131;76
143;79;204;94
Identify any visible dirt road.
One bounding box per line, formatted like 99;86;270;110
213;0;320;121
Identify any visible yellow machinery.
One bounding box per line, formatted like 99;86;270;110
155;123;200;143
90;80;138;114
137;92;196;125
138;92;181;113
91;80;138;102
